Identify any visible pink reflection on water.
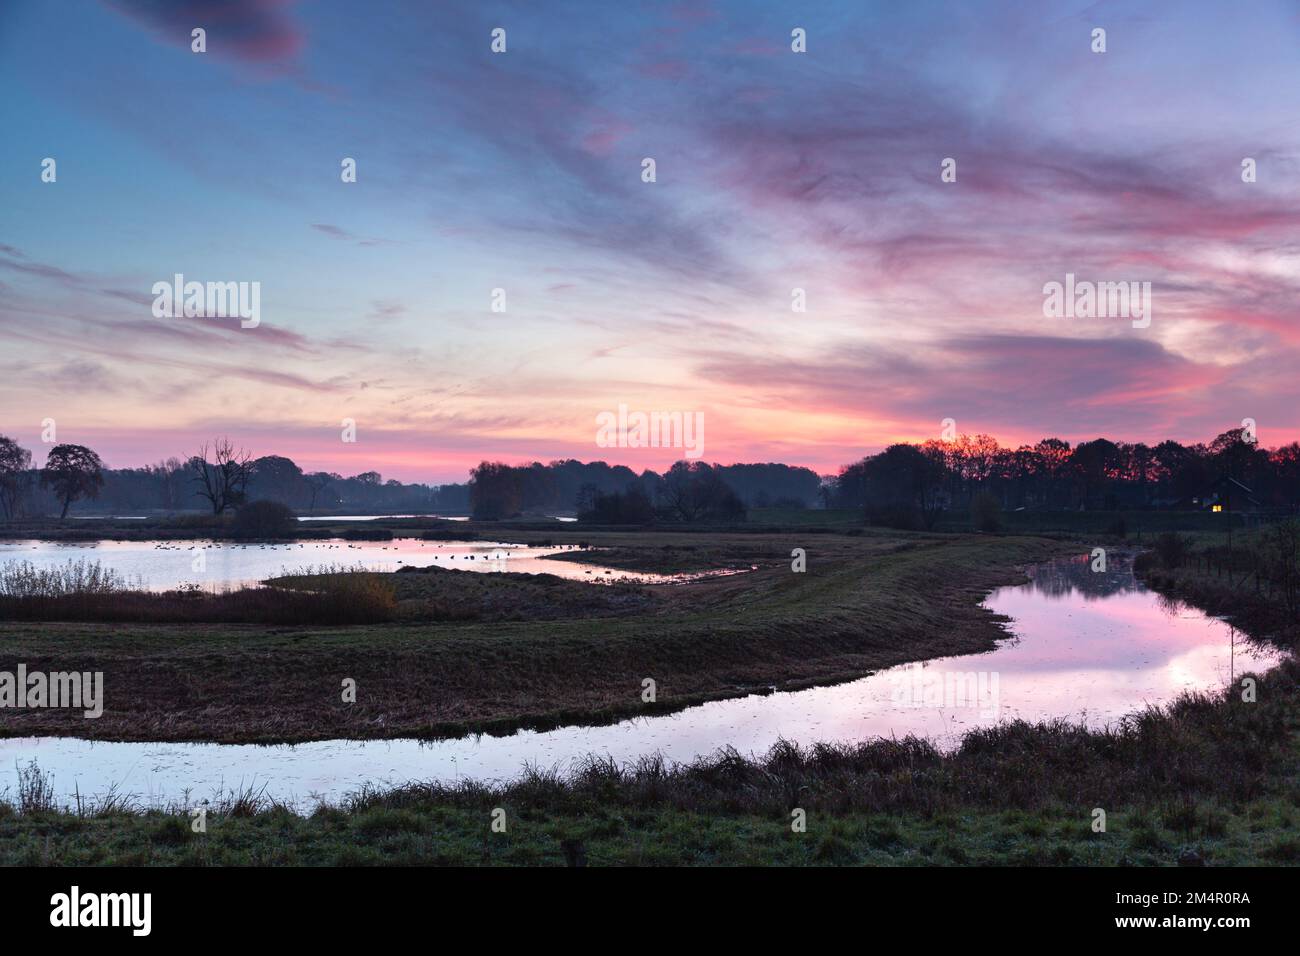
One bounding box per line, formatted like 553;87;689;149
0;538;677;589
0;553;1285;810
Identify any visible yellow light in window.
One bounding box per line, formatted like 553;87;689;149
1212;504;1223;513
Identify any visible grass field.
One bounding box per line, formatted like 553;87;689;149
1;518;1296;866
0;528;1066;741
3;653;1295;865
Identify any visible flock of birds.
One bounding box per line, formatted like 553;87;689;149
148;541;523;562
141;540;593;569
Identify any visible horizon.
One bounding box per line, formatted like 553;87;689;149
0;422;1287;489
5;0;1300;484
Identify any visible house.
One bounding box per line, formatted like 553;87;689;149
1197;476;1262;513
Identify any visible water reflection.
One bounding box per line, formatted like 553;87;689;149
0;538;669;590
1020;551;1142;600
0;553;1285;811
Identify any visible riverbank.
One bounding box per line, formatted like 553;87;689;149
4;653;1295;865
3;529;1296;865
0;531;1067;742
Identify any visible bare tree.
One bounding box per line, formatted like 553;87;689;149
190;438;253;515
304;472;334;515
0;435;34;520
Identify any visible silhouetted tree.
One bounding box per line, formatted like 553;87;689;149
231;499;297;538
190;438;253;514
304;472;334;514
579;482;655;524
40;443;105;519
469;461;523;519
861;443;945;529
657;462;746;523
0;435;34;519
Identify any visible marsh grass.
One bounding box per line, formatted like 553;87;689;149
0;558;132;597
1135;522;1300;643
1;659;1295;865
336;659;1295;820
15;762;57;814
0;560;395;625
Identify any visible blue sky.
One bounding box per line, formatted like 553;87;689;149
3;0;1300;482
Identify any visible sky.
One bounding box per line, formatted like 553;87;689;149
2;0;1299;484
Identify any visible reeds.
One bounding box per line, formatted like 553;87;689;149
0;559;395;625
0;558;132;597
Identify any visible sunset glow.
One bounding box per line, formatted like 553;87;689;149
3;1;1299;482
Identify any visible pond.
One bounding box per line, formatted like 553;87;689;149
0;553;1283;811
0;538;654;589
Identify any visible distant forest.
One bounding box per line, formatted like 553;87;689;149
0;435;820;520
1;427;1297;524
825;427;1300;530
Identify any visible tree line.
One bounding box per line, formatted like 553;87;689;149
468;459;820;522
826;427;1300;529
0;436;467;519
5;427;1294;526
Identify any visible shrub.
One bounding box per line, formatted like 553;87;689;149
1154;531;1191;569
866;505;921;530
971;492;1002;533
344;528;393;541
231;500;297;539
0;558;129;597
0;561;395;625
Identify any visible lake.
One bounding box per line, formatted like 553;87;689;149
0;552;1282;811
0;538;659;589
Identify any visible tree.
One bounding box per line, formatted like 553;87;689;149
657;462;746;523
40;443;105;519
971;490;1002;532
579;482;655;524
1071;438;1122;509
574;482;599;516
1152;440;1203;501
304;472;334;515
231;499;298;539
0;435;34;520
1209;427;1268;485
469;462;522;520
248;455;305;505
190;438;253;515
861;444;946;529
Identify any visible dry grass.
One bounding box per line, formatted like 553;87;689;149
0;560;395;625
0;532;1067;742
0;558;134;597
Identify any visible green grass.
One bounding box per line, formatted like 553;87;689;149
3;651;1296;865
4;800;1294;866
2;520;1297;865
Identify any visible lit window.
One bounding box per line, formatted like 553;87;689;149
1212;504;1223;513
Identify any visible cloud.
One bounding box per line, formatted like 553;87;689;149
310;224;398;247
695;333;1239;445
100;0;304;62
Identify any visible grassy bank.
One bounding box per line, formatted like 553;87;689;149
4;654;1295;865
0;560;398;625
1134;526;1300;647
3;526;1297;865
0;530;1066;742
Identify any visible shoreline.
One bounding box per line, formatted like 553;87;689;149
0;532;1067;744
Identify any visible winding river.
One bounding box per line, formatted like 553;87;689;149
0;552;1283;812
